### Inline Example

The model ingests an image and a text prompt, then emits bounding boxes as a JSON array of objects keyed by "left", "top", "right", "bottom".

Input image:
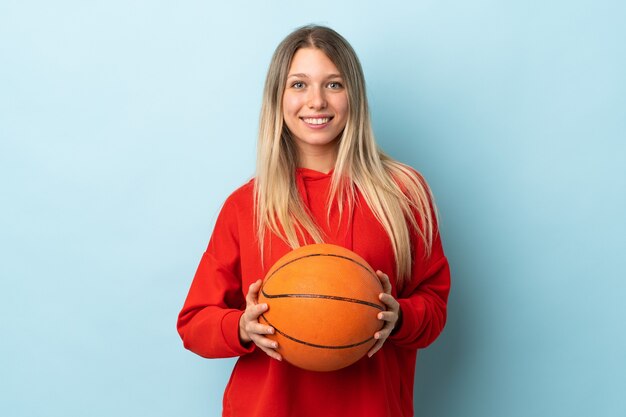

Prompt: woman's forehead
[{"left": 287, "top": 48, "right": 342, "bottom": 78}]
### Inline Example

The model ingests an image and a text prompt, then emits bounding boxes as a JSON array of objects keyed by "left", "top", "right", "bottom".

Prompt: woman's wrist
[
  {"left": 238, "top": 312, "right": 252, "bottom": 344},
  {"left": 390, "top": 305, "right": 403, "bottom": 336}
]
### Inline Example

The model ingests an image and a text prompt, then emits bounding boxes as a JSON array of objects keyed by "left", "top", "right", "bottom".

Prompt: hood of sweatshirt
[{"left": 294, "top": 167, "right": 354, "bottom": 250}]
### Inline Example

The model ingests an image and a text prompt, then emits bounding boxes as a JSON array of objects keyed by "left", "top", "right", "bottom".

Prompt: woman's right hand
[{"left": 238, "top": 279, "right": 282, "bottom": 361}]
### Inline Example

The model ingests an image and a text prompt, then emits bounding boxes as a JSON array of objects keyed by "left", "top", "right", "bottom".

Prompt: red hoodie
[{"left": 177, "top": 168, "right": 451, "bottom": 417}]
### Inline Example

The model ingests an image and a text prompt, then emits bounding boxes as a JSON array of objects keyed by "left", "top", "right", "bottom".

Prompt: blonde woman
[{"left": 178, "top": 25, "right": 451, "bottom": 417}]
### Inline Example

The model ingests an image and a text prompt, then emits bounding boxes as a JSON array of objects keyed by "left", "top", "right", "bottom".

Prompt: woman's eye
[
  {"left": 328, "top": 81, "right": 343, "bottom": 89},
  {"left": 292, "top": 81, "right": 305, "bottom": 89}
]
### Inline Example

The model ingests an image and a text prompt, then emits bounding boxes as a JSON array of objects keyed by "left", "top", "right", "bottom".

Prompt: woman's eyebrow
[
  {"left": 287, "top": 73, "right": 343, "bottom": 79},
  {"left": 287, "top": 73, "right": 309, "bottom": 79}
]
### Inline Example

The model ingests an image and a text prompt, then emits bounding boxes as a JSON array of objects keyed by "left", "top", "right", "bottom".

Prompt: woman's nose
[{"left": 307, "top": 86, "right": 327, "bottom": 110}]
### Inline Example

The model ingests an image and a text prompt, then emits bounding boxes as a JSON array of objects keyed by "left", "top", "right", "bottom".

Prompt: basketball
[{"left": 257, "top": 243, "right": 385, "bottom": 372}]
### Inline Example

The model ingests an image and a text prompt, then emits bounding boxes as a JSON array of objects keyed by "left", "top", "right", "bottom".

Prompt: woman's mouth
[{"left": 301, "top": 116, "right": 333, "bottom": 127}]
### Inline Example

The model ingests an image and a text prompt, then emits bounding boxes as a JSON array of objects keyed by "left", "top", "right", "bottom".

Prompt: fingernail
[
  {"left": 273, "top": 343, "right": 278, "bottom": 348},
  {"left": 378, "top": 313, "right": 383, "bottom": 320},
  {"left": 374, "top": 333, "right": 380, "bottom": 339}
]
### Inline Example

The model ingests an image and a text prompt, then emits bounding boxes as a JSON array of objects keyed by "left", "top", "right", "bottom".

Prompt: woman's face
[{"left": 282, "top": 47, "right": 349, "bottom": 155}]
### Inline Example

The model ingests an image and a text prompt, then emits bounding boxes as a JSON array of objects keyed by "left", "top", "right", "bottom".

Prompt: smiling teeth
[{"left": 303, "top": 117, "right": 330, "bottom": 125}]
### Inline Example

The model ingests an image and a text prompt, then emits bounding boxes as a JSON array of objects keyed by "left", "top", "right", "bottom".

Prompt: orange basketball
[{"left": 257, "top": 243, "right": 385, "bottom": 372}]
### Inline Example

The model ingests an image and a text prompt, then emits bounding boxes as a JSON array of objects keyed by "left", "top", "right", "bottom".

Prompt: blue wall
[{"left": 1, "top": 1, "right": 624, "bottom": 416}]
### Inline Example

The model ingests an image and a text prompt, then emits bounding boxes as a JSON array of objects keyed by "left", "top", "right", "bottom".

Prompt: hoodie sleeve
[
  {"left": 388, "top": 226, "right": 451, "bottom": 349},
  {"left": 176, "top": 194, "right": 255, "bottom": 358}
]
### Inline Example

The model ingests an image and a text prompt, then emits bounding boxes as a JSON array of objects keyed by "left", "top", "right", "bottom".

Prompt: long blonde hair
[{"left": 255, "top": 25, "right": 436, "bottom": 284}]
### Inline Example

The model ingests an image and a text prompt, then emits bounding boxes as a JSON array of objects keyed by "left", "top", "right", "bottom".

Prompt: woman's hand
[
  {"left": 368, "top": 270, "right": 401, "bottom": 357},
  {"left": 239, "top": 279, "right": 282, "bottom": 361}
]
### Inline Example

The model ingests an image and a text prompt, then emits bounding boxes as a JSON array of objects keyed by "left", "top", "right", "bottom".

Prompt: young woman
[{"left": 177, "top": 25, "right": 451, "bottom": 417}]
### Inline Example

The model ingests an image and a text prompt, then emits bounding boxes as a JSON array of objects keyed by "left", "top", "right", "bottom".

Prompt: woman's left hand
[{"left": 368, "top": 270, "right": 401, "bottom": 357}]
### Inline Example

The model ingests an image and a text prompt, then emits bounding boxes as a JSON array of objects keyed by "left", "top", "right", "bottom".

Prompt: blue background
[{"left": 1, "top": 1, "right": 625, "bottom": 416}]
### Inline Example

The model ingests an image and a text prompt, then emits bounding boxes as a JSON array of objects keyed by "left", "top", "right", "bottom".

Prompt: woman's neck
[{"left": 296, "top": 142, "right": 338, "bottom": 174}]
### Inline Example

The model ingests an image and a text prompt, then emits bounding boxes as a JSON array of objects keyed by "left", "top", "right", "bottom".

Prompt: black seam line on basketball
[
  {"left": 266, "top": 253, "right": 376, "bottom": 282},
  {"left": 260, "top": 292, "right": 384, "bottom": 311},
  {"left": 262, "top": 253, "right": 380, "bottom": 291},
  {"left": 260, "top": 314, "right": 375, "bottom": 350}
]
